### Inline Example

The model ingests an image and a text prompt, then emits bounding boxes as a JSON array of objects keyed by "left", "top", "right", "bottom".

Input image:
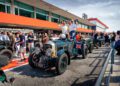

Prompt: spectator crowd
[{"left": 0, "top": 20, "right": 120, "bottom": 62}]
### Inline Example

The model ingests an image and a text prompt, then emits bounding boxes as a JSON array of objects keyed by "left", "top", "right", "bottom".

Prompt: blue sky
[{"left": 45, "top": 0, "right": 120, "bottom": 32}]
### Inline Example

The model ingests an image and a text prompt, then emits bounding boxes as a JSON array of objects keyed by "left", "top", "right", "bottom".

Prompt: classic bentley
[{"left": 29, "top": 37, "right": 89, "bottom": 75}]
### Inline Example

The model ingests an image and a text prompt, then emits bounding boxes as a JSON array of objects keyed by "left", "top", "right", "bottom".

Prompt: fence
[{"left": 95, "top": 48, "right": 115, "bottom": 86}]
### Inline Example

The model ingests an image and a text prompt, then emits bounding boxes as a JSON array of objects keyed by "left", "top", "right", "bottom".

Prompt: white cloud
[
  {"left": 45, "top": 0, "right": 120, "bottom": 32},
  {"left": 67, "top": 1, "right": 120, "bottom": 32}
]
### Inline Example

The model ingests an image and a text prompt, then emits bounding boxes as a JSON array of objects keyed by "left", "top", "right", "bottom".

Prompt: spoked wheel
[
  {"left": 0, "top": 49, "right": 13, "bottom": 66},
  {"left": 0, "top": 55, "right": 9, "bottom": 67},
  {"left": 56, "top": 53, "right": 68, "bottom": 75},
  {"left": 29, "top": 53, "right": 39, "bottom": 68}
]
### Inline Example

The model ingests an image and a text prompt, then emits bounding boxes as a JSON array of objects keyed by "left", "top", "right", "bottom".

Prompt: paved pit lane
[{"left": 2, "top": 47, "right": 110, "bottom": 86}]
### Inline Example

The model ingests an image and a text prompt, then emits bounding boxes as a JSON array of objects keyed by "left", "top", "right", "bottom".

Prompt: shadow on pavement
[
  {"left": 10, "top": 65, "right": 57, "bottom": 78},
  {"left": 71, "top": 78, "right": 96, "bottom": 86},
  {"left": 71, "top": 56, "right": 84, "bottom": 60},
  {"left": 110, "top": 76, "right": 120, "bottom": 83}
]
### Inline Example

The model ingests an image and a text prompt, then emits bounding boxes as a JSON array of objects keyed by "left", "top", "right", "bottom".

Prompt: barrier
[{"left": 95, "top": 49, "right": 115, "bottom": 86}]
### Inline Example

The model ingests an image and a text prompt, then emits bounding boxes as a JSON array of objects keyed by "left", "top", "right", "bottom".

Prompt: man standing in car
[{"left": 69, "top": 20, "right": 77, "bottom": 40}]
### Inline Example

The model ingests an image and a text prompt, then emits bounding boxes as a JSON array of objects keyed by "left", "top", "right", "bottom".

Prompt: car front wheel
[
  {"left": 56, "top": 53, "right": 68, "bottom": 75},
  {"left": 0, "top": 49, "right": 13, "bottom": 66},
  {"left": 82, "top": 45, "right": 88, "bottom": 59}
]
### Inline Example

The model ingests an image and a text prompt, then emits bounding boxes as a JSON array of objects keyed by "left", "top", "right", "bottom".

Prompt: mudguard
[
  {"left": 57, "top": 49, "right": 65, "bottom": 58},
  {"left": 0, "top": 46, "right": 5, "bottom": 51}
]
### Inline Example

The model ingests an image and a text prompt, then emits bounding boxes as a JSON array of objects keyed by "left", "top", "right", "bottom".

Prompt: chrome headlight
[
  {"left": 33, "top": 47, "right": 41, "bottom": 55},
  {"left": 46, "top": 48, "right": 52, "bottom": 56},
  {"left": 45, "top": 41, "right": 56, "bottom": 58}
]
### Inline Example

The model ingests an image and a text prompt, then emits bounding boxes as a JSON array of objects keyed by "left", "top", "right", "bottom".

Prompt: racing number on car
[{"left": 76, "top": 44, "right": 81, "bottom": 49}]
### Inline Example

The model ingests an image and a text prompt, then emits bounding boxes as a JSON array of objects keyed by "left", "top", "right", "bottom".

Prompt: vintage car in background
[
  {"left": 84, "top": 38, "right": 94, "bottom": 53},
  {"left": 0, "top": 41, "right": 13, "bottom": 66},
  {"left": 29, "top": 38, "right": 89, "bottom": 75}
]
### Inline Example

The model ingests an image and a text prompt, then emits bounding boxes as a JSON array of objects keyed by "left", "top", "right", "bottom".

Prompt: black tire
[
  {"left": 56, "top": 53, "right": 68, "bottom": 75},
  {"left": 28, "top": 54, "right": 37, "bottom": 68},
  {"left": 0, "top": 55, "right": 9, "bottom": 67},
  {"left": 0, "top": 49, "right": 13, "bottom": 61},
  {"left": 82, "top": 45, "right": 88, "bottom": 59},
  {"left": 35, "top": 42, "right": 40, "bottom": 47},
  {"left": 89, "top": 44, "right": 93, "bottom": 53}
]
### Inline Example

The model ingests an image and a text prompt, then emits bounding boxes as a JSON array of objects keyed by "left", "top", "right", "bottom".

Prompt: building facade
[
  {"left": 88, "top": 18, "right": 109, "bottom": 32},
  {"left": 0, "top": 0, "right": 95, "bottom": 33}
]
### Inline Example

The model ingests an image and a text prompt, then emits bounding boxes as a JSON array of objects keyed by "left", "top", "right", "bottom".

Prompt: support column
[
  {"left": 48, "top": 12, "right": 52, "bottom": 22},
  {"left": 11, "top": 0, "right": 15, "bottom": 14},
  {"left": 34, "top": 7, "right": 36, "bottom": 19}
]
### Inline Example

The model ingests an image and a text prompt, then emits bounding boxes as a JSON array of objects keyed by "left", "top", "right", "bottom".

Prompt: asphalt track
[{"left": 1, "top": 47, "right": 110, "bottom": 86}]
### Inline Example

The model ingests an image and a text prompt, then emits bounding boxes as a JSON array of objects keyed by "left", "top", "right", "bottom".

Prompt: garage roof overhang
[
  {"left": 0, "top": 12, "right": 93, "bottom": 33},
  {"left": 0, "top": 12, "right": 60, "bottom": 31}
]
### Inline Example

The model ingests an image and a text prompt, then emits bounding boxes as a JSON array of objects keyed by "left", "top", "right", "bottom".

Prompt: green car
[
  {"left": 84, "top": 38, "right": 94, "bottom": 53},
  {"left": 29, "top": 38, "right": 89, "bottom": 75}
]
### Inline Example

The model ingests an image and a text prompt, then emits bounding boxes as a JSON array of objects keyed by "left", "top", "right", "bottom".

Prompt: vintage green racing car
[{"left": 29, "top": 37, "right": 93, "bottom": 75}]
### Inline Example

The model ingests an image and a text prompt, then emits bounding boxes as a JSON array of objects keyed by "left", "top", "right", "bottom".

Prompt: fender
[
  {"left": 0, "top": 46, "right": 5, "bottom": 51},
  {"left": 57, "top": 49, "right": 71, "bottom": 65},
  {"left": 57, "top": 49, "right": 65, "bottom": 58}
]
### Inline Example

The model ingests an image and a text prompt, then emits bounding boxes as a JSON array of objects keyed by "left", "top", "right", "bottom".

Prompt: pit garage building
[{"left": 0, "top": 0, "right": 95, "bottom": 34}]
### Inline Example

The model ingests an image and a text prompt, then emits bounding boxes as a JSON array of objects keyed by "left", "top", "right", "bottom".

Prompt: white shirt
[
  {"left": 69, "top": 23, "right": 77, "bottom": 32},
  {"left": 61, "top": 24, "right": 68, "bottom": 34},
  {"left": 0, "top": 34, "right": 3, "bottom": 41},
  {"left": 2, "top": 35, "right": 10, "bottom": 41}
]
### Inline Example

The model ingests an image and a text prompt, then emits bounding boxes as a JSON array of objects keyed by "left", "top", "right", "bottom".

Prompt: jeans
[
  {"left": 70, "top": 31, "right": 76, "bottom": 39},
  {"left": 110, "top": 41, "right": 115, "bottom": 49}
]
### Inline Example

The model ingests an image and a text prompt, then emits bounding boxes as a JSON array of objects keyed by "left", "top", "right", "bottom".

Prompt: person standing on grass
[{"left": 19, "top": 32, "right": 26, "bottom": 61}]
